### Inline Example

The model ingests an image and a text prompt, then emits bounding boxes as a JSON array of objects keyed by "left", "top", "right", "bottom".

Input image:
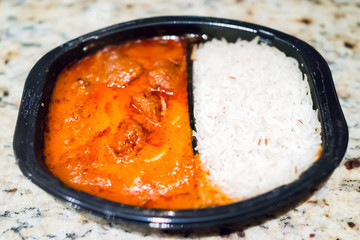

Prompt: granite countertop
[{"left": 1, "top": 0, "right": 359, "bottom": 239}]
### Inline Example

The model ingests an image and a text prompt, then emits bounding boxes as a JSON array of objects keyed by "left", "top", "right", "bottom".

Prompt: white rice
[{"left": 192, "top": 38, "right": 322, "bottom": 199}]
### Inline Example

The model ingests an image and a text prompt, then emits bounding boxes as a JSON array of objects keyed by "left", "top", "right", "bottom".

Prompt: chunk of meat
[
  {"left": 131, "top": 93, "right": 162, "bottom": 123},
  {"left": 148, "top": 61, "right": 180, "bottom": 93},
  {"left": 110, "top": 119, "right": 145, "bottom": 156},
  {"left": 105, "top": 54, "right": 143, "bottom": 88}
]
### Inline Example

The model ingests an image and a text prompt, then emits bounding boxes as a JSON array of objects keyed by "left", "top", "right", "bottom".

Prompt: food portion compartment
[
  {"left": 43, "top": 37, "right": 235, "bottom": 209},
  {"left": 191, "top": 37, "right": 322, "bottom": 200}
]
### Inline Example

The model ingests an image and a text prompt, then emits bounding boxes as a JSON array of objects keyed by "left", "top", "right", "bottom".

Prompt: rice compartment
[{"left": 192, "top": 38, "right": 322, "bottom": 199}]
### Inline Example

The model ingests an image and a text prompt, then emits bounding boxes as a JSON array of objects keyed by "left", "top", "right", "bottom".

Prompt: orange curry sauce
[{"left": 44, "top": 37, "right": 233, "bottom": 209}]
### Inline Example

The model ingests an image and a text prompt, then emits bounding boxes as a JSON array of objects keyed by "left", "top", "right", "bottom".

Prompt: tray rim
[{"left": 13, "top": 16, "right": 348, "bottom": 229}]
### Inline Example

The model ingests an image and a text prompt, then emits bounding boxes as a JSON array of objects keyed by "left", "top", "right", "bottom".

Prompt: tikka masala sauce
[{"left": 44, "top": 37, "right": 232, "bottom": 209}]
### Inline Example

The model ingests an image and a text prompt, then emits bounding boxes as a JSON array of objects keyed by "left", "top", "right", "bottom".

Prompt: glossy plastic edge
[{"left": 13, "top": 16, "right": 348, "bottom": 229}]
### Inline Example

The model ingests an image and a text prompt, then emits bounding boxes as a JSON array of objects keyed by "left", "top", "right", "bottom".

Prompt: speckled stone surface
[{"left": 1, "top": 0, "right": 359, "bottom": 239}]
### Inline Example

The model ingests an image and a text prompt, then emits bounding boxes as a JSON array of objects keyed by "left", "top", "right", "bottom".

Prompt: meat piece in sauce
[
  {"left": 105, "top": 53, "right": 143, "bottom": 88},
  {"left": 148, "top": 60, "right": 181, "bottom": 93},
  {"left": 111, "top": 119, "right": 145, "bottom": 156},
  {"left": 131, "top": 93, "right": 163, "bottom": 124}
]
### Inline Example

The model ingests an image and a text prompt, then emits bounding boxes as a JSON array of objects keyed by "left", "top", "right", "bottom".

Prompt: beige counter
[{"left": 0, "top": 0, "right": 359, "bottom": 239}]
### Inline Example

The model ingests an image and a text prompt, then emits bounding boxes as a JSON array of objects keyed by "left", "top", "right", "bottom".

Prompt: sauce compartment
[{"left": 43, "top": 37, "right": 233, "bottom": 209}]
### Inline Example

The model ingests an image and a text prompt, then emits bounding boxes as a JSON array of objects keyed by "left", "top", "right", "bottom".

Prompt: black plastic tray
[{"left": 13, "top": 16, "right": 348, "bottom": 229}]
